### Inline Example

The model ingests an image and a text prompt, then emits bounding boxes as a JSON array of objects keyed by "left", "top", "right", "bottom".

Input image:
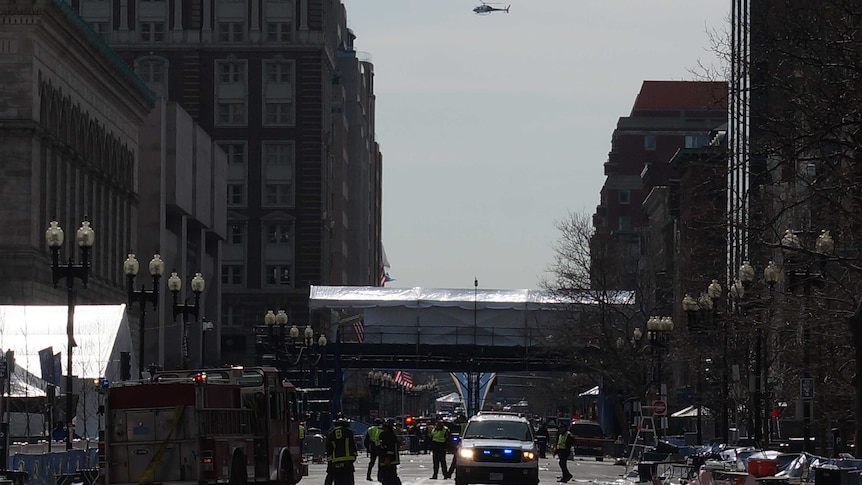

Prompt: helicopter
[{"left": 473, "top": 1, "right": 510, "bottom": 15}]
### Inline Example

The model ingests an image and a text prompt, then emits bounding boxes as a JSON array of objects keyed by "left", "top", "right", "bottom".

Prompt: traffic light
[{"left": 120, "top": 352, "right": 131, "bottom": 381}]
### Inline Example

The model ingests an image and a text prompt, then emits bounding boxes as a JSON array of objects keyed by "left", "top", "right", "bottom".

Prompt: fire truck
[{"left": 101, "top": 366, "right": 307, "bottom": 484}]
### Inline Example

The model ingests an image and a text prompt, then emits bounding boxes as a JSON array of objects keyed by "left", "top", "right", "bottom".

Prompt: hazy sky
[{"left": 342, "top": 0, "right": 730, "bottom": 291}]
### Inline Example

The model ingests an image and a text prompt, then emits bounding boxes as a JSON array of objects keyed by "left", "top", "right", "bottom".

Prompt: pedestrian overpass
[{"left": 309, "top": 285, "right": 615, "bottom": 373}]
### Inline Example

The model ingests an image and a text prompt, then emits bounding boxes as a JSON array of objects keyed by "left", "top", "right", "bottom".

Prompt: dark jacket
[{"left": 378, "top": 427, "right": 401, "bottom": 467}]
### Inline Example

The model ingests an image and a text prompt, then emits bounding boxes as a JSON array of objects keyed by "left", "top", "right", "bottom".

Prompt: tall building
[
  {"left": 0, "top": 1, "right": 226, "bottom": 373},
  {"left": 593, "top": 80, "right": 727, "bottom": 292},
  {"left": 70, "top": 0, "right": 384, "bottom": 366},
  {"left": 0, "top": 0, "right": 154, "bottom": 305}
]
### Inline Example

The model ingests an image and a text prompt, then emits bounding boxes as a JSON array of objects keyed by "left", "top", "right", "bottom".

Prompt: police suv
[{"left": 454, "top": 412, "right": 539, "bottom": 485}]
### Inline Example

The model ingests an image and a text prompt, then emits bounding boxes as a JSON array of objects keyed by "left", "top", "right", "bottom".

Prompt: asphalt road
[{"left": 303, "top": 452, "right": 631, "bottom": 484}]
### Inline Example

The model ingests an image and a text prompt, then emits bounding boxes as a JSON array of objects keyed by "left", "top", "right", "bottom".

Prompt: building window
[
  {"left": 90, "top": 22, "right": 109, "bottom": 38},
  {"left": 265, "top": 22, "right": 292, "bottom": 42},
  {"left": 227, "top": 222, "right": 245, "bottom": 244},
  {"left": 217, "top": 102, "right": 246, "bottom": 125},
  {"left": 264, "top": 102, "right": 293, "bottom": 125},
  {"left": 266, "top": 223, "right": 293, "bottom": 244},
  {"left": 140, "top": 22, "right": 165, "bottom": 42},
  {"left": 136, "top": 58, "right": 165, "bottom": 84},
  {"left": 218, "top": 142, "right": 245, "bottom": 165},
  {"left": 218, "top": 22, "right": 245, "bottom": 42},
  {"left": 644, "top": 134, "right": 656, "bottom": 151},
  {"left": 264, "top": 61, "right": 293, "bottom": 84},
  {"left": 219, "top": 62, "right": 244, "bottom": 83},
  {"left": 685, "top": 134, "right": 709, "bottom": 148},
  {"left": 222, "top": 265, "right": 244, "bottom": 286},
  {"left": 222, "top": 305, "right": 239, "bottom": 327},
  {"left": 227, "top": 183, "right": 245, "bottom": 206},
  {"left": 264, "top": 143, "right": 293, "bottom": 166},
  {"left": 618, "top": 216, "right": 631, "bottom": 232},
  {"left": 618, "top": 189, "right": 631, "bottom": 205},
  {"left": 264, "top": 183, "right": 293, "bottom": 206},
  {"left": 266, "top": 265, "right": 292, "bottom": 285}
]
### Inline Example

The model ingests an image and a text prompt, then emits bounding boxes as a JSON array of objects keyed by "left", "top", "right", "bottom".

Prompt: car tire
[{"left": 455, "top": 477, "right": 468, "bottom": 485}]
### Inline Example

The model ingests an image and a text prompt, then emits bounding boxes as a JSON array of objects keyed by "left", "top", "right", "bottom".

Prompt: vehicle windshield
[{"left": 464, "top": 421, "right": 533, "bottom": 441}]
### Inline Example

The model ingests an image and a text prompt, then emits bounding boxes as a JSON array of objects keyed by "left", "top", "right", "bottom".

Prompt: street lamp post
[
  {"left": 782, "top": 229, "right": 833, "bottom": 454},
  {"left": 762, "top": 261, "right": 780, "bottom": 444},
  {"left": 707, "top": 279, "right": 727, "bottom": 442},
  {"left": 647, "top": 315, "right": 673, "bottom": 435},
  {"left": 123, "top": 253, "right": 165, "bottom": 380},
  {"left": 167, "top": 271, "right": 205, "bottom": 370},
  {"left": 45, "top": 219, "right": 95, "bottom": 450},
  {"left": 262, "top": 310, "right": 327, "bottom": 387},
  {"left": 682, "top": 294, "right": 704, "bottom": 445}
]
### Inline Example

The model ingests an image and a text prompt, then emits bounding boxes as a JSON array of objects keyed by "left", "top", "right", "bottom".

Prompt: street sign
[{"left": 653, "top": 400, "right": 667, "bottom": 416}]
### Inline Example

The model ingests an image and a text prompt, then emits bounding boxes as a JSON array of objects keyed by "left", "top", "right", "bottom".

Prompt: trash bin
[{"left": 815, "top": 466, "right": 855, "bottom": 485}]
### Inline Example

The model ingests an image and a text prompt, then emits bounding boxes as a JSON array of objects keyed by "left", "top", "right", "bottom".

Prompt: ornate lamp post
[
  {"left": 167, "top": 271, "right": 205, "bottom": 369},
  {"left": 707, "top": 279, "right": 728, "bottom": 442},
  {"left": 262, "top": 310, "right": 327, "bottom": 387},
  {"left": 45, "top": 219, "right": 95, "bottom": 450},
  {"left": 123, "top": 253, "right": 165, "bottom": 379},
  {"left": 682, "top": 294, "right": 704, "bottom": 444}
]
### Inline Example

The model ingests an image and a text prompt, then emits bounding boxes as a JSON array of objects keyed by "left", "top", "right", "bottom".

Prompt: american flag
[
  {"left": 353, "top": 319, "right": 365, "bottom": 343},
  {"left": 393, "top": 371, "right": 413, "bottom": 388}
]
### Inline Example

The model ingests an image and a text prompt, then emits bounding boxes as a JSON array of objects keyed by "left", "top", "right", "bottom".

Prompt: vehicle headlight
[
  {"left": 459, "top": 448, "right": 475, "bottom": 460},
  {"left": 522, "top": 450, "right": 536, "bottom": 460}
]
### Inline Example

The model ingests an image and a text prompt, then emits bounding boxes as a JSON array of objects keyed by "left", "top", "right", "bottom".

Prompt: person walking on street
[
  {"left": 326, "top": 414, "right": 358, "bottom": 485},
  {"left": 430, "top": 419, "right": 451, "bottom": 479},
  {"left": 377, "top": 420, "right": 403, "bottom": 485},
  {"left": 553, "top": 421, "right": 576, "bottom": 483},
  {"left": 536, "top": 422, "right": 550, "bottom": 459},
  {"left": 365, "top": 418, "right": 383, "bottom": 481}
]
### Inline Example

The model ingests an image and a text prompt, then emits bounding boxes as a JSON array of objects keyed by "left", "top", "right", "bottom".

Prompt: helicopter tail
[{"left": 505, "top": 5, "right": 511, "bottom": 12}]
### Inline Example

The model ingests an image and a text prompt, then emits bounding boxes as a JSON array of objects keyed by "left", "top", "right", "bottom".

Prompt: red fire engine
[{"left": 101, "top": 366, "right": 307, "bottom": 484}]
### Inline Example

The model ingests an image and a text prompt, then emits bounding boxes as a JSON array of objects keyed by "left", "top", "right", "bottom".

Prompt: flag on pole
[
  {"left": 379, "top": 243, "right": 394, "bottom": 286},
  {"left": 394, "top": 371, "right": 413, "bottom": 388}
]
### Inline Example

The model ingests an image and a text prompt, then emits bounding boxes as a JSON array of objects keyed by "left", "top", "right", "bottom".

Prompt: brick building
[{"left": 69, "top": 0, "right": 383, "bottom": 366}]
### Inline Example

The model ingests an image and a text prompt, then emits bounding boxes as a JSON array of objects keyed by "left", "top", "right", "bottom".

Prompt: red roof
[{"left": 631, "top": 80, "right": 727, "bottom": 112}]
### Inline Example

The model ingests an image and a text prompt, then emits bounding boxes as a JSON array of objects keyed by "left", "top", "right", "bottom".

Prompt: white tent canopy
[
  {"left": 0, "top": 305, "right": 135, "bottom": 438},
  {"left": 579, "top": 385, "right": 600, "bottom": 397},
  {"left": 670, "top": 405, "right": 711, "bottom": 418},
  {"left": 309, "top": 286, "right": 634, "bottom": 346}
]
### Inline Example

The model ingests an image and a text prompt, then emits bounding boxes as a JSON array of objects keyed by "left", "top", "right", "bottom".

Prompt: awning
[
  {"left": 671, "top": 405, "right": 711, "bottom": 418},
  {"left": 578, "top": 385, "right": 599, "bottom": 397}
]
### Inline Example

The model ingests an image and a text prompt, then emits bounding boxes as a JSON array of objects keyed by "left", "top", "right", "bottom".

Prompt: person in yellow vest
[
  {"left": 553, "top": 421, "right": 576, "bottom": 483},
  {"left": 364, "top": 418, "right": 383, "bottom": 481},
  {"left": 377, "top": 420, "right": 403, "bottom": 485},
  {"left": 430, "top": 419, "right": 451, "bottom": 479},
  {"left": 326, "top": 414, "right": 358, "bottom": 485}
]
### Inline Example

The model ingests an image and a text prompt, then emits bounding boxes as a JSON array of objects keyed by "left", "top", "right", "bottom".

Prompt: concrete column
[
  {"left": 202, "top": 0, "right": 212, "bottom": 42},
  {"left": 172, "top": 0, "right": 183, "bottom": 41},
  {"left": 299, "top": 0, "right": 308, "bottom": 30}
]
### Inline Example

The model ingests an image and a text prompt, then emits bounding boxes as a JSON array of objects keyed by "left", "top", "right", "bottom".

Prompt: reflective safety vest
[
  {"left": 299, "top": 424, "right": 306, "bottom": 440},
  {"left": 366, "top": 425, "right": 381, "bottom": 446},
  {"left": 328, "top": 427, "right": 357, "bottom": 463},
  {"left": 431, "top": 427, "right": 448, "bottom": 443},
  {"left": 557, "top": 430, "right": 573, "bottom": 450}
]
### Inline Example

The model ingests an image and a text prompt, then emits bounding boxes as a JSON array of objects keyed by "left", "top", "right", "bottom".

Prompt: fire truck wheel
[
  {"left": 279, "top": 453, "right": 295, "bottom": 484},
  {"left": 230, "top": 450, "right": 248, "bottom": 485}
]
